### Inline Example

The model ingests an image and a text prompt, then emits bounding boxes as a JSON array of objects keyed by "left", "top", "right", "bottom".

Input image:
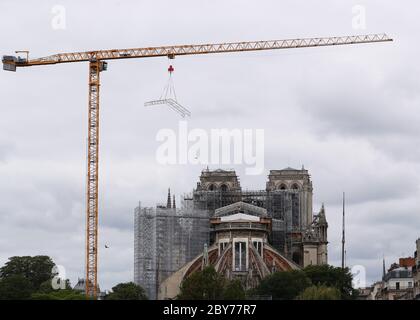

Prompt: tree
[
  {"left": 178, "top": 267, "right": 247, "bottom": 300},
  {"left": 0, "top": 256, "right": 55, "bottom": 291},
  {"left": 0, "top": 275, "right": 34, "bottom": 300},
  {"left": 32, "top": 279, "right": 87, "bottom": 300},
  {"left": 252, "top": 270, "right": 311, "bottom": 300},
  {"left": 0, "top": 255, "right": 84, "bottom": 300},
  {"left": 31, "top": 289, "right": 88, "bottom": 300},
  {"left": 178, "top": 266, "right": 226, "bottom": 300},
  {"left": 222, "top": 279, "right": 246, "bottom": 300},
  {"left": 303, "top": 265, "right": 357, "bottom": 299},
  {"left": 297, "top": 285, "right": 341, "bottom": 300},
  {"left": 105, "top": 282, "right": 148, "bottom": 300},
  {"left": 37, "top": 278, "right": 72, "bottom": 294}
]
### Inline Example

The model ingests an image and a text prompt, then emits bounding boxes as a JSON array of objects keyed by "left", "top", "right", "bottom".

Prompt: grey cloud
[
  {"left": 0, "top": 142, "right": 14, "bottom": 162},
  {"left": 1, "top": 0, "right": 420, "bottom": 290}
]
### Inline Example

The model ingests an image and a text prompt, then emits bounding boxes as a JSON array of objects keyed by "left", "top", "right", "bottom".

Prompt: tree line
[
  {"left": 0, "top": 255, "right": 358, "bottom": 300},
  {"left": 0, "top": 255, "right": 147, "bottom": 300},
  {"left": 178, "top": 265, "right": 359, "bottom": 300}
]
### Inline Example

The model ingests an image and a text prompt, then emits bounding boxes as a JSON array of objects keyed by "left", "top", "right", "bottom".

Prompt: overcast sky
[{"left": 1, "top": 0, "right": 419, "bottom": 291}]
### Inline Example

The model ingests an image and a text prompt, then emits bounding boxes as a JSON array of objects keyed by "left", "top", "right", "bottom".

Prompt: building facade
[
  {"left": 412, "top": 239, "right": 420, "bottom": 300},
  {"left": 366, "top": 256, "right": 416, "bottom": 300},
  {"left": 381, "top": 264, "right": 414, "bottom": 300},
  {"left": 134, "top": 167, "right": 328, "bottom": 299},
  {"left": 193, "top": 167, "right": 328, "bottom": 266},
  {"left": 158, "top": 204, "right": 300, "bottom": 299}
]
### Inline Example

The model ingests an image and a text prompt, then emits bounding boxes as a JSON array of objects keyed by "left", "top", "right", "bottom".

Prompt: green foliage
[
  {"left": 0, "top": 256, "right": 55, "bottom": 291},
  {"left": 177, "top": 266, "right": 246, "bottom": 300},
  {"left": 0, "top": 255, "right": 84, "bottom": 300},
  {"left": 31, "top": 289, "right": 88, "bottom": 300},
  {"left": 222, "top": 279, "right": 246, "bottom": 300},
  {"left": 38, "top": 278, "right": 72, "bottom": 293},
  {"left": 297, "top": 285, "right": 341, "bottom": 300},
  {"left": 32, "top": 279, "right": 81, "bottom": 299},
  {"left": 105, "top": 282, "right": 148, "bottom": 300},
  {"left": 178, "top": 266, "right": 226, "bottom": 300},
  {"left": 253, "top": 270, "right": 311, "bottom": 300},
  {"left": 0, "top": 275, "right": 34, "bottom": 300},
  {"left": 303, "top": 265, "right": 357, "bottom": 299},
  {"left": 38, "top": 280, "right": 54, "bottom": 294}
]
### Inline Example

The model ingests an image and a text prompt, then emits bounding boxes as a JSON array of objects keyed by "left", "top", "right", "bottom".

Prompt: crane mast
[
  {"left": 86, "top": 60, "right": 102, "bottom": 297},
  {"left": 2, "top": 33, "right": 392, "bottom": 298}
]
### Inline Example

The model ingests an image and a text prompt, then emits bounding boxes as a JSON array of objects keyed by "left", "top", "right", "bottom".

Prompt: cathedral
[{"left": 134, "top": 167, "right": 328, "bottom": 299}]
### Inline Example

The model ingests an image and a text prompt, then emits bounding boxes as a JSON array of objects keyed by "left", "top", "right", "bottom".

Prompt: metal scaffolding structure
[
  {"left": 134, "top": 198, "right": 209, "bottom": 299},
  {"left": 134, "top": 168, "right": 333, "bottom": 298},
  {"left": 134, "top": 205, "right": 156, "bottom": 299},
  {"left": 191, "top": 189, "right": 302, "bottom": 260}
]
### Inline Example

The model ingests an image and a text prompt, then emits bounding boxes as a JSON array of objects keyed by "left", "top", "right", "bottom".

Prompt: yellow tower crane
[{"left": 2, "top": 33, "right": 392, "bottom": 298}]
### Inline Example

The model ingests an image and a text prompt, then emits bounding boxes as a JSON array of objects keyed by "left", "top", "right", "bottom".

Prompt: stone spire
[
  {"left": 172, "top": 194, "right": 176, "bottom": 209},
  {"left": 166, "top": 188, "right": 171, "bottom": 209},
  {"left": 318, "top": 203, "right": 327, "bottom": 224},
  {"left": 316, "top": 203, "right": 328, "bottom": 244}
]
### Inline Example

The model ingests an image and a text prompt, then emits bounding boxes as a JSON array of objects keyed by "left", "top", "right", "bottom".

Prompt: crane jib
[{"left": 3, "top": 34, "right": 392, "bottom": 70}]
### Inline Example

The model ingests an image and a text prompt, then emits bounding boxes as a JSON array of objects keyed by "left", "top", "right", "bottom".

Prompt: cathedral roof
[
  {"left": 219, "top": 213, "right": 261, "bottom": 222},
  {"left": 282, "top": 166, "right": 299, "bottom": 171},
  {"left": 214, "top": 201, "right": 267, "bottom": 217}
]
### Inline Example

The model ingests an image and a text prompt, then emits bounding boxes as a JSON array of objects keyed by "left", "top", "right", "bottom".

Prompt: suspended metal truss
[
  {"left": 145, "top": 64, "right": 191, "bottom": 117},
  {"left": 144, "top": 98, "right": 191, "bottom": 118}
]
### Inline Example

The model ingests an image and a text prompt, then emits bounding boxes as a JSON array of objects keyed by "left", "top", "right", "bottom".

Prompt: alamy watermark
[
  {"left": 352, "top": 5, "right": 367, "bottom": 30},
  {"left": 351, "top": 265, "right": 367, "bottom": 289},
  {"left": 51, "top": 264, "right": 67, "bottom": 290},
  {"left": 156, "top": 121, "right": 265, "bottom": 175},
  {"left": 51, "top": 5, "right": 66, "bottom": 30}
]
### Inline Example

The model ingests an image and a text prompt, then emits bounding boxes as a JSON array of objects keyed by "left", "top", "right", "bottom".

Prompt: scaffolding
[
  {"left": 134, "top": 198, "right": 209, "bottom": 299},
  {"left": 135, "top": 184, "right": 312, "bottom": 298},
  {"left": 192, "top": 189, "right": 301, "bottom": 258},
  {"left": 134, "top": 204, "right": 156, "bottom": 299}
]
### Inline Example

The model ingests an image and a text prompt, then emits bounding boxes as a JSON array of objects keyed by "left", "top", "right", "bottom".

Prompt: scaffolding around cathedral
[
  {"left": 135, "top": 167, "right": 328, "bottom": 299},
  {"left": 192, "top": 189, "right": 301, "bottom": 249},
  {"left": 134, "top": 196, "right": 209, "bottom": 299}
]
